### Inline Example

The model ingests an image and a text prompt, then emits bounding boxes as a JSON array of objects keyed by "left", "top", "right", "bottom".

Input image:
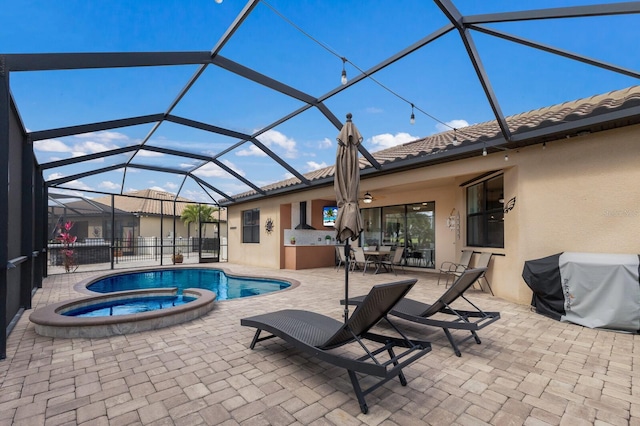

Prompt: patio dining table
[{"left": 362, "top": 250, "right": 392, "bottom": 274}]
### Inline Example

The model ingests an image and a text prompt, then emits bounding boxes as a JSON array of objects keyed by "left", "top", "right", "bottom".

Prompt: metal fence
[{"left": 47, "top": 236, "right": 226, "bottom": 273}]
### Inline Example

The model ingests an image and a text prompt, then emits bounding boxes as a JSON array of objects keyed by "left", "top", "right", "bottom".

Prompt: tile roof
[
  {"left": 94, "top": 189, "right": 197, "bottom": 217},
  {"left": 232, "top": 85, "right": 640, "bottom": 201}
]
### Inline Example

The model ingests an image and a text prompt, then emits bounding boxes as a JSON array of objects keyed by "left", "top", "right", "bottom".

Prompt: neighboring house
[
  {"left": 223, "top": 86, "right": 640, "bottom": 305},
  {"left": 46, "top": 189, "right": 227, "bottom": 266},
  {"left": 50, "top": 188, "right": 226, "bottom": 252},
  {"left": 48, "top": 194, "right": 133, "bottom": 242},
  {"left": 92, "top": 189, "right": 227, "bottom": 241}
]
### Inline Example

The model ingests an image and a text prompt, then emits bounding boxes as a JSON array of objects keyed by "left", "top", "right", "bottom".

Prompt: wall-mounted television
[{"left": 322, "top": 206, "right": 338, "bottom": 227}]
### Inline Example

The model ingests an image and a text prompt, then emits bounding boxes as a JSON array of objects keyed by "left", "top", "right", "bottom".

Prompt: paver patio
[{"left": 1, "top": 264, "right": 638, "bottom": 425}]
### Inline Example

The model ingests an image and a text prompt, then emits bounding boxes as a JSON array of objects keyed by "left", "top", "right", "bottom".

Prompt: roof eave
[{"left": 221, "top": 105, "right": 640, "bottom": 207}]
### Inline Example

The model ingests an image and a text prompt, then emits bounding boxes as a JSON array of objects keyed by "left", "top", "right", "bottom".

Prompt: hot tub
[{"left": 29, "top": 287, "right": 216, "bottom": 338}]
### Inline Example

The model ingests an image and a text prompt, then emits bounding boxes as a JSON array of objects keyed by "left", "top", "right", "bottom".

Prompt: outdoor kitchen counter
[{"left": 283, "top": 244, "right": 337, "bottom": 270}]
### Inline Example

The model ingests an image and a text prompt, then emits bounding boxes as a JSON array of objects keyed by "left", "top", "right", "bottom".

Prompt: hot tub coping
[{"left": 29, "top": 287, "right": 216, "bottom": 338}]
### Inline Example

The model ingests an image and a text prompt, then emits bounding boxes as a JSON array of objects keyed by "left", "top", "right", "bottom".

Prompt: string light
[
  {"left": 504, "top": 153, "right": 509, "bottom": 161},
  {"left": 452, "top": 129, "right": 460, "bottom": 145},
  {"left": 482, "top": 144, "right": 487, "bottom": 156},
  {"left": 340, "top": 58, "right": 347, "bottom": 85},
  {"left": 410, "top": 104, "right": 415, "bottom": 125},
  {"left": 262, "top": 1, "right": 493, "bottom": 148},
  {"left": 542, "top": 142, "right": 546, "bottom": 150}
]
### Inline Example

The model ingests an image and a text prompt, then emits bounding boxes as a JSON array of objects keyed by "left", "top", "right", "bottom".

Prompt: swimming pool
[{"left": 86, "top": 268, "right": 292, "bottom": 300}]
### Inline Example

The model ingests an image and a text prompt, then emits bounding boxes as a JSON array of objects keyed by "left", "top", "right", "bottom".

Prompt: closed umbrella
[{"left": 334, "top": 113, "right": 364, "bottom": 322}]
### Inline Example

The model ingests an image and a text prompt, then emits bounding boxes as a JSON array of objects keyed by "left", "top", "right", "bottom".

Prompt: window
[
  {"left": 242, "top": 209, "right": 260, "bottom": 243},
  {"left": 467, "top": 174, "right": 504, "bottom": 248}
]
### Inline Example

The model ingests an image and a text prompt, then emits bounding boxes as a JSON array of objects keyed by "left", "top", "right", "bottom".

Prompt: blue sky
[{"left": 3, "top": 0, "right": 639, "bottom": 203}]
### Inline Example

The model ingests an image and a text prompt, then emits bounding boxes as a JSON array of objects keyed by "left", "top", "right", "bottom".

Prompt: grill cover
[{"left": 523, "top": 252, "right": 640, "bottom": 332}]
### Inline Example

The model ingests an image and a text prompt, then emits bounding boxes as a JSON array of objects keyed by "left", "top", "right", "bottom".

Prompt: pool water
[
  {"left": 87, "top": 269, "right": 291, "bottom": 301},
  {"left": 63, "top": 295, "right": 196, "bottom": 317}
]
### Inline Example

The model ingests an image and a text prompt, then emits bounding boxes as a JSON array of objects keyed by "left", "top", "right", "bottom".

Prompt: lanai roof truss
[{"left": 2, "top": 1, "right": 639, "bottom": 205}]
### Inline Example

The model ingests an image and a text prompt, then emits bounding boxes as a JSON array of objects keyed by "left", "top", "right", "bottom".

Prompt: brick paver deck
[{"left": 1, "top": 264, "right": 638, "bottom": 425}]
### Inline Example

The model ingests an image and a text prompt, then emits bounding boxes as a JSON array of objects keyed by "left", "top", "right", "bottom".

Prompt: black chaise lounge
[
  {"left": 241, "top": 279, "right": 432, "bottom": 414},
  {"left": 344, "top": 268, "right": 500, "bottom": 357}
]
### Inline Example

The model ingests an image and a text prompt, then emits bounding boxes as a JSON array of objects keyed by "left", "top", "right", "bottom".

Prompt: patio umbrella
[{"left": 334, "top": 113, "right": 364, "bottom": 322}]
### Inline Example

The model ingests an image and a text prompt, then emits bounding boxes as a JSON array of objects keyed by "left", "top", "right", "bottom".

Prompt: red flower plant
[{"left": 57, "top": 221, "right": 77, "bottom": 272}]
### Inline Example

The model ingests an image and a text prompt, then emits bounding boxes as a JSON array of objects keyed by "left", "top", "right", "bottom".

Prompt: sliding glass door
[{"left": 360, "top": 201, "right": 435, "bottom": 269}]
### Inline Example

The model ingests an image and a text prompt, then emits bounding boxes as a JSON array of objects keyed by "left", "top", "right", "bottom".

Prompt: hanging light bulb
[
  {"left": 542, "top": 142, "right": 546, "bottom": 150},
  {"left": 482, "top": 146, "right": 487, "bottom": 156},
  {"left": 452, "top": 129, "right": 460, "bottom": 145},
  {"left": 504, "top": 153, "right": 509, "bottom": 161},
  {"left": 410, "top": 104, "right": 415, "bottom": 125},
  {"left": 340, "top": 58, "right": 347, "bottom": 85}
]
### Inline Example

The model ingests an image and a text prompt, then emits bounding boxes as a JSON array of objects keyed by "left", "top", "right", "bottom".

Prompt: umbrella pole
[{"left": 344, "top": 241, "right": 350, "bottom": 323}]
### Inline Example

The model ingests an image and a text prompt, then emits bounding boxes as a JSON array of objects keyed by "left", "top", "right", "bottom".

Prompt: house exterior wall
[
  {"left": 227, "top": 124, "right": 640, "bottom": 305},
  {"left": 139, "top": 216, "right": 189, "bottom": 240},
  {"left": 229, "top": 203, "right": 284, "bottom": 269}
]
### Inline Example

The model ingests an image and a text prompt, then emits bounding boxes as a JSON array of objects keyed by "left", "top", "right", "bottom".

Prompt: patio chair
[
  {"left": 352, "top": 247, "right": 376, "bottom": 274},
  {"left": 473, "top": 252, "right": 494, "bottom": 295},
  {"left": 335, "top": 245, "right": 349, "bottom": 271},
  {"left": 378, "top": 245, "right": 392, "bottom": 254},
  {"left": 379, "top": 248, "right": 405, "bottom": 275},
  {"left": 241, "top": 279, "right": 431, "bottom": 414},
  {"left": 438, "top": 249, "right": 473, "bottom": 287},
  {"left": 344, "top": 268, "right": 500, "bottom": 357}
]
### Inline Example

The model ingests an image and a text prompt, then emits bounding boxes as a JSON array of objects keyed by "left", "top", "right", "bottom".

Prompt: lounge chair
[
  {"left": 344, "top": 268, "right": 500, "bottom": 357},
  {"left": 241, "top": 279, "right": 431, "bottom": 414},
  {"left": 438, "top": 249, "right": 473, "bottom": 287}
]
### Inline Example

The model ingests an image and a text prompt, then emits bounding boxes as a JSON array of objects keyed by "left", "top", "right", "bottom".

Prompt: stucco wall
[
  {"left": 140, "top": 217, "right": 189, "bottom": 239},
  {"left": 509, "top": 126, "right": 640, "bottom": 302},
  {"left": 228, "top": 203, "right": 284, "bottom": 268},
  {"left": 226, "top": 124, "right": 640, "bottom": 305}
]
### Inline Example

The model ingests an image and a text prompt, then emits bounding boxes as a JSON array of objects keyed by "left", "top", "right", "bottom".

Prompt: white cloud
[
  {"left": 368, "top": 132, "right": 419, "bottom": 151},
  {"left": 64, "top": 179, "right": 93, "bottom": 191},
  {"left": 318, "top": 137, "right": 332, "bottom": 149},
  {"left": 165, "top": 182, "right": 178, "bottom": 190},
  {"left": 47, "top": 172, "right": 65, "bottom": 180},
  {"left": 149, "top": 185, "right": 166, "bottom": 192},
  {"left": 136, "top": 150, "right": 164, "bottom": 157},
  {"left": 365, "top": 107, "right": 384, "bottom": 114},
  {"left": 236, "top": 144, "right": 267, "bottom": 157},
  {"left": 435, "top": 119, "right": 470, "bottom": 133},
  {"left": 78, "top": 140, "right": 117, "bottom": 154},
  {"left": 252, "top": 129, "right": 298, "bottom": 158},
  {"left": 306, "top": 161, "right": 327, "bottom": 172},
  {"left": 75, "top": 131, "right": 128, "bottom": 143},
  {"left": 35, "top": 139, "right": 73, "bottom": 152},
  {"left": 99, "top": 181, "right": 120, "bottom": 190},
  {"left": 35, "top": 131, "right": 125, "bottom": 156},
  {"left": 193, "top": 160, "right": 245, "bottom": 178},
  {"left": 182, "top": 189, "right": 216, "bottom": 203}
]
